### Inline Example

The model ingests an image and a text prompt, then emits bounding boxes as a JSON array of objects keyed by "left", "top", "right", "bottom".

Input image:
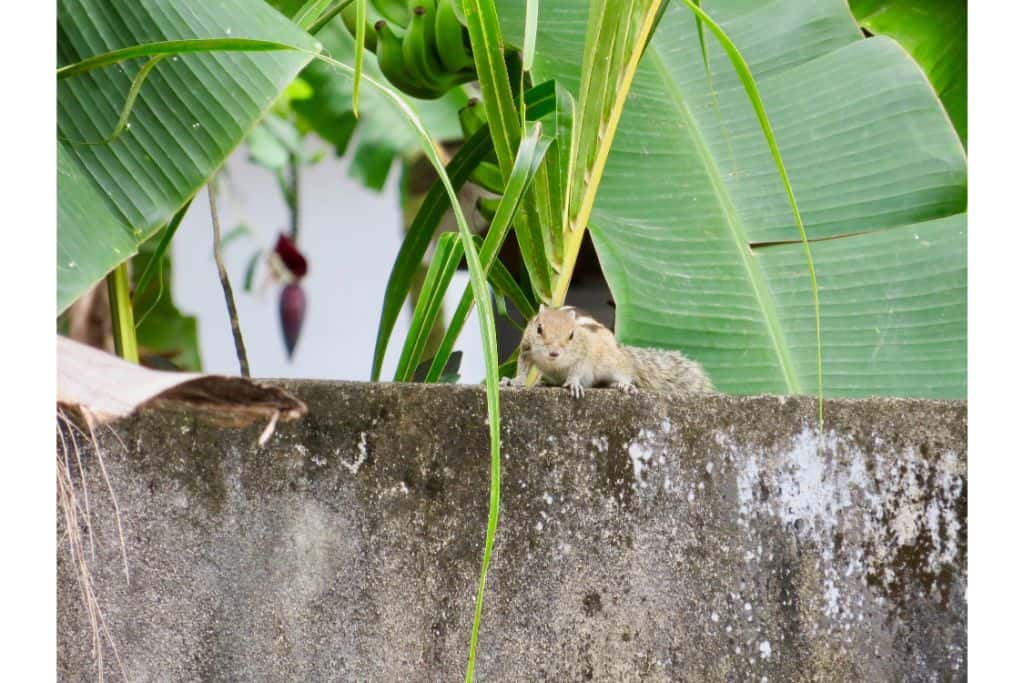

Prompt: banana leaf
[
  {"left": 57, "top": 0, "right": 318, "bottom": 314},
  {"left": 849, "top": 0, "right": 966, "bottom": 148},
  {"left": 498, "top": 0, "right": 966, "bottom": 398}
]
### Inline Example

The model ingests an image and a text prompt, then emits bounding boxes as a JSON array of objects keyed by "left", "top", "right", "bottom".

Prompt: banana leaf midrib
[{"left": 642, "top": 45, "right": 803, "bottom": 394}]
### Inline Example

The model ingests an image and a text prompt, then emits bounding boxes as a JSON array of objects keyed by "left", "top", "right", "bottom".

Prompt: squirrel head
[{"left": 523, "top": 305, "right": 582, "bottom": 369}]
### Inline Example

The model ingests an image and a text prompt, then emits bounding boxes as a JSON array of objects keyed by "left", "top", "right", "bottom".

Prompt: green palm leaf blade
[
  {"left": 57, "top": 0, "right": 319, "bottom": 314},
  {"left": 499, "top": 0, "right": 966, "bottom": 398}
]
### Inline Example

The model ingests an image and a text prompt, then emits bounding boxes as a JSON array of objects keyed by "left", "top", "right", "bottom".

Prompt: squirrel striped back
[{"left": 621, "top": 346, "right": 714, "bottom": 394}]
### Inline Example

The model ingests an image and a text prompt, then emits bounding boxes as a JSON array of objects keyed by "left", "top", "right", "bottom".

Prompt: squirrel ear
[
  {"left": 567, "top": 308, "right": 577, "bottom": 320},
  {"left": 539, "top": 303, "right": 548, "bottom": 312}
]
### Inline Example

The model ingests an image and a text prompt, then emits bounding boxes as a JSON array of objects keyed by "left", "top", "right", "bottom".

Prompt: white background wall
[{"left": 172, "top": 144, "right": 484, "bottom": 383}]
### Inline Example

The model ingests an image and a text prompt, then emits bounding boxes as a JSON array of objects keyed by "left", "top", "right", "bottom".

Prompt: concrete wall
[{"left": 58, "top": 382, "right": 966, "bottom": 681}]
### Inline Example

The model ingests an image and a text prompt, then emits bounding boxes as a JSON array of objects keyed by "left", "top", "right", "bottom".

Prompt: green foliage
[
  {"left": 132, "top": 233, "right": 203, "bottom": 372},
  {"left": 461, "top": 0, "right": 554, "bottom": 300},
  {"left": 849, "top": 0, "right": 966, "bottom": 148},
  {"left": 680, "top": 0, "right": 823, "bottom": 424},
  {"left": 410, "top": 126, "right": 550, "bottom": 384},
  {"left": 292, "top": 18, "right": 467, "bottom": 190},
  {"left": 57, "top": 2, "right": 969, "bottom": 680},
  {"left": 369, "top": 81, "right": 557, "bottom": 381},
  {"left": 495, "top": 0, "right": 965, "bottom": 399},
  {"left": 57, "top": 0, "right": 318, "bottom": 314}
]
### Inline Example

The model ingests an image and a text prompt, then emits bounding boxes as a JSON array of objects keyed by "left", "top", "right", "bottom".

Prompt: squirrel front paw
[
  {"left": 500, "top": 376, "right": 524, "bottom": 387},
  {"left": 564, "top": 380, "right": 585, "bottom": 399},
  {"left": 613, "top": 380, "right": 638, "bottom": 395}
]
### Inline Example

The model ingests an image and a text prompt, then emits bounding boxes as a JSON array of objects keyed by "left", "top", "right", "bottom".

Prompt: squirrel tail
[{"left": 622, "top": 346, "right": 714, "bottom": 394}]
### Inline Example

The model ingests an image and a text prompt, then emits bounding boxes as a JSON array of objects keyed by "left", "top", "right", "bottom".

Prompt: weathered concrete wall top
[{"left": 58, "top": 382, "right": 966, "bottom": 681}]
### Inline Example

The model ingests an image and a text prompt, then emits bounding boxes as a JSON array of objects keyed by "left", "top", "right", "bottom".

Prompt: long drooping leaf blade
[
  {"left": 295, "top": 17, "right": 467, "bottom": 191},
  {"left": 424, "top": 127, "right": 551, "bottom": 382},
  {"left": 369, "top": 81, "right": 557, "bottom": 381},
  {"left": 57, "top": 38, "right": 307, "bottom": 80},
  {"left": 352, "top": 0, "right": 366, "bottom": 116},
  {"left": 301, "top": 52, "right": 509, "bottom": 682},
  {"left": 61, "top": 27, "right": 559, "bottom": 676}
]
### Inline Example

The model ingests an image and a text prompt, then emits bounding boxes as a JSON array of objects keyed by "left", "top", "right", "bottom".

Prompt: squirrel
[{"left": 501, "top": 304, "right": 714, "bottom": 399}]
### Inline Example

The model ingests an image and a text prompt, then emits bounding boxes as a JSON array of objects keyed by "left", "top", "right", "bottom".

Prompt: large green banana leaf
[
  {"left": 57, "top": 0, "right": 318, "bottom": 314},
  {"left": 499, "top": 0, "right": 966, "bottom": 398},
  {"left": 849, "top": 0, "right": 966, "bottom": 148}
]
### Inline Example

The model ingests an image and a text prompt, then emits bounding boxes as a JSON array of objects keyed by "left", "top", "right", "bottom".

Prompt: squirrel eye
[
  {"left": 537, "top": 324, "right": 543, "bottom": 335},
  {"left": 569, "top": 331, "right": 574, "bottom": 340}
]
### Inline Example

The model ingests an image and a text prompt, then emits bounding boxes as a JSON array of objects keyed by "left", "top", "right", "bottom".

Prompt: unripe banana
[
  {"left": 402, "top": 2, "right": 447, "bottom": 92},
  {"left": 374, "top": 20, "right": 437, "bottom": 99},
  {"left": 341, "top": 3, "right": 377, "bottom": 53},
  {"left": 458, "top": 98, "right": 487, "bottom": 138},
  {"left": 372, "top": 0, "right": 410, "bottom": 27},
  {"left": 434, "top": 0, "right": 474, "bottom": 73}
]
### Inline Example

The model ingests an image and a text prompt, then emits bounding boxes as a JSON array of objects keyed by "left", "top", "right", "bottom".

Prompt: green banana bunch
[
  {"left": 345, "top": 0, "right": 476, "bottom": 100},
  {"left": 341, "top": 4, "right": 377, "bottom": 52},
  {"left": 457, "top": 97, "right": 486, "bottom": 137},
  {"left": 434, "top": 0, "right": 474, "bottom": 72},
  {"left": 403, "top": 3, "right": 446, "bottom": 90},
  {"left": 374, "top": 20, "right": 439, "bottom": 100},
  {"left": 372, "top": 0, "right": 410, "bottom": 27}
]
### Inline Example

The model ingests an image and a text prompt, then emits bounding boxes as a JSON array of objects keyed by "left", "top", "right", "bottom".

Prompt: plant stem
[
  {"left": 289, "top": 154, "right": 300, "bottom": 241},
  {"left": 208, "top": 181, "right": 251, "bottom": 377},
  {"left": 106, "top": 262, "right": 139, "bottom": 363},
  {"left": 309, "top": 0, "right": 355, "bottom": 35}
]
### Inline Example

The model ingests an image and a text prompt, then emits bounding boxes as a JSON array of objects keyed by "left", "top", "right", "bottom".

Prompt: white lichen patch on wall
[
  {"left": 338, "top": 432, "right": 369, "bottom": 474},
  {"left": 728, "top": 426, "right": 964, "bottom": 628},
  {"left": 625, "top": 418, "right": 674, "bottom": 492}
]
